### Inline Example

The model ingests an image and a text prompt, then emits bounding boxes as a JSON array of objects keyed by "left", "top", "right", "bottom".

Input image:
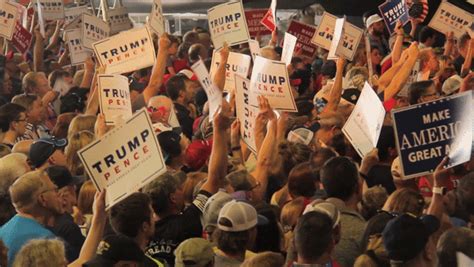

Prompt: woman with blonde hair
[
  {"left": 280, "top": 197, "right": 308, "bottom": 255},
  {"left": 65, "top": 130, "right": 94, "bottom": 176},
  {"left": 75, "top": 180, "right": 96, "bottom": 235},
  {"left": 67, "top": 114, "right": 96, "bottom": 139},
  {"left": 383, "top": 188, "right": 426, "bottom": 217},
  {"left": 13, "top": 239, "right": 67, "bottom": 267}
]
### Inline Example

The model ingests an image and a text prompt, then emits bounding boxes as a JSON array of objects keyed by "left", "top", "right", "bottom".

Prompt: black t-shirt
[
  {"left": 366, "top": 164, "right": 396, "bottom": 194},
  {"left": 174, "top": 102, "right": 194, "bottom": 140},
  {"left": 49, "top": 213, "right": 85, "bottom": 262},
  {"left": 145, "top": 190, "right": 211, "bottom": 266}
]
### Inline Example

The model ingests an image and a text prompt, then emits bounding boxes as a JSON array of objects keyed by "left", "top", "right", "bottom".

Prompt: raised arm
[
  {"left": 392, "top": 20, "right": 404, "bottom": 65},
  {"left": 251, "top": 96, "right": 277, "bottom": 203},
  {"left": 200, "top": 99, "right": 231, "bottom": 194},
  {"left": 443, "top": 32, "right": 455, "bottom": 57},
  {"left": 322, "top": 57, "right": 345, "bottom": 113},
  {"left": 68, "top": 190, "right": 106, "bottom": 267},
  {"left": 85, "top": 68, "right": 101, "bottom": 116},
  {"left": 142, "top": 34, "right": 170, "bottom": 104},
  {"left": 33, "top": 25, "right": 45, "bottom": 72},
  {"left": 383, "top": 42, "right": 419, "bottom": 101},
  {"left": 80, "top": 57, "right": 96, "bottom": 89},
  {"left": 461, "top": 38, "right": 473, "bottom": 78},
  {"left": 212, "top": 42, "right": 229, "bottom": 92},
  {"left": 45, "top": 20, "right": 64, "bottom": 51},
  {"left": 427, "top": 157, "right": 449, "bottom": 221},
  {"left": 378, "top": 50, "right": 407, "bottom": 90}
]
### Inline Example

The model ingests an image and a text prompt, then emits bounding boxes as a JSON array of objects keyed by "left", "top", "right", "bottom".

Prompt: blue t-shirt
[{"left": 0, "top": 215, "right": 55, "bottom": 266}]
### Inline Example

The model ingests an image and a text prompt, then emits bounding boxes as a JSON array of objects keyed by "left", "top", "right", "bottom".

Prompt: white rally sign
[
  {"left": 248, "top": 39, "right": 261, "bottom": 61},
  {"left": 82, "top": 13, "right": 110, "bottom": 50},
  {"left": 78, "top": 108, "right": 167, "bottom": 209},
  {"left": 93, "top": 27, "right": 156, "bottom": 75},
  {"left": 208, "top": 1, "right": 250, "bottom": 50},
  {"left": 98, "top": 74, "right": 132, "bottom": 126},
  {"left": 64, "top": 28, "right": 92, "bottom": 66},
  {"left": 281, "top": 32, "right": 297, "bottom": 65},
  {"left": 148, "top": 0, "right": 165, "bottom": 36},
  {"left": 428, "top": 1, "right": 473, "bottom": 40},
  {"left": 249, "top": 56, "right": 297, "bottom": 112},
  {"left": 0, "top": 2, "right": 18, "bottom": 40},
  {"left": 342, "top": 82, "right": 386, "bottom": 158},
  {"left": 328, "top": 18, "right": 345, "bottom": 60},
  {"left": 235, "top": 75, "right": 258, "bottom": 154},
  {"left": 64, "top": 5, "right": 91, "bottom": 24},
  {"left": 312, "top": 12, "right": 363, "bottom": 61},
  {"left": 191, "top": 60, "right": 223, "bottom": 121},
  {"left": 210, "top": 50, "right": 251, "bottom": 92},
  {"left": 34, "top": 0, "right": 65, "bottom": 20},
  {"left": 105, "top": 6, "right": 133, "bottom": 35}
]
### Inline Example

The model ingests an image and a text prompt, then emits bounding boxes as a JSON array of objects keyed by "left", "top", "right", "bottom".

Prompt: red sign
[
  {"left": 260, "top": 8, "right": 276, "bottom": 32},
  {"left": 245, "top": 9, "right": 272, "bottom": 37},
  {"left": 286, "top": 20, "right": 318, "bottom": 58},
  {"left": 12, "top": 22, "right": 33, "bottom": 54}
]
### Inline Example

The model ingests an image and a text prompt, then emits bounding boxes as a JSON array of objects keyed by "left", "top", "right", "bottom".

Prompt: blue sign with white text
[
  {"left": 379, "top": 0, "right": 410, "bottom": 34},
  {"left": 392, "top": 91, "right": 473, "bottom": 178}
]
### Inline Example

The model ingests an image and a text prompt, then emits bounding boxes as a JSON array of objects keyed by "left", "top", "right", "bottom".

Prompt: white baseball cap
[
  {"left": 303, "top": 201, "right": 341, "bottom": 229},
  {"left": 391, "top": 156, "right": 414, "bottom": 181},
  {"left": 217, "top": 200, "right": 266, "bottom": 232},
  {"left": 366, "top": 14, "right": 383, "bottom": 29},
  {"left": 442, "top": 75, "right": 462, "bottom": 96}
]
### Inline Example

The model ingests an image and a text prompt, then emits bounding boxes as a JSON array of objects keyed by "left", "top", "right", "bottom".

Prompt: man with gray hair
[
  {"left": 0, "top": 153, "right": 30, "bottom": 193},
  {"left": 437, "top": 227, "right": 474, "bottom": 267},
  {"left": 0, "top": 170, "right": 63, "bottom": 265}
]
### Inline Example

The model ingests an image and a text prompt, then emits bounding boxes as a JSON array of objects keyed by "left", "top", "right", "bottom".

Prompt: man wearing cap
[
  {"left": 174, "top": 238, "right": 214, "bottom": 267},
  {"left": 0, "top": 170, "right": 63, "bottom": 265},
  {"left": 166, "top": 70, "right": 200, "bottom": 140},
  {"left": 28, "top": 136, "right": 67, "bottom": 170},
  {"left": 382, "top": 214, "right": 440, "bottom": 266},
  {"left": 47, "top": 165, "right": 85, "bottom": 263},
  {"left": 213, "top": 200, "right": 265, "bottom": 266},
  {"left": 366, "top": 14, "right": 390, "bottom": 57}
]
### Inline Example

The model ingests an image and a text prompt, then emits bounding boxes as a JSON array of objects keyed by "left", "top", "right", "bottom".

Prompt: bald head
[
  {"left": 148, "top": 95, "right": 174, "bottom": 123},
  {"left": 0, "top": 153, "right": 30, "bottom": 193},
  {"left": 9, "top": 170, "right": 48, "bottom": 212},
  {"left": 12, "top": 140, "right": 33, "bottom": 155}
]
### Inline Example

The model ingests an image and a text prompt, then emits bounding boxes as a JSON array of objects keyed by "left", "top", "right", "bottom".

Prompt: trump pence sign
[
  {"left": 78, "top": 108, "right": 166, "bottom": 209},
  {"left": 208, "top": 1, "right": 250, "bottom": 50}
]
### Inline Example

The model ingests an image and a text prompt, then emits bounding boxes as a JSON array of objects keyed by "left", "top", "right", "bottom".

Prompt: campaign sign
[
  {"left": 312, "top": 12, "right": 363, "bottom": 60},
  {"left": 378, "top": 0, "right": 409, "bottom": 34},
  {"left": 245, "top": 9, "right": 272, "bottom": 37},
  {"left": 249, "top": 56, "right": 297, "bottom": 112},
  {"left": 12, "top": 22, "right": 32, "bottom": 54},
  {"left": 64, "top": 15, "right": 82, "bottom": 31},
  {"left": 64, "top": 5, "right": 91, "bottom": 24},
  {"left": 0, "top": 2, "right": 18, "bottom": 40},
  {"left": 78, "top": 108, "right": 166, "bottom": 209},
  {"left": 208, "top": 1, "right": 250, "bottom": 50},
  {"left": 328, "top": 18, "right": 345, "bottom": 60},
  {"left": 93, "top": 27, "right": 156, "bottom": 75},
  {"left": 191, "top": 60, "right": 223, "bottom": 121},
  {"left": 281, "top": 32, "right": 297, "bottom": 65},
  {"left": 248, "top": 39, "right": 260, "bottom": 61},
  {"left": 149, "top": 0, "right": 165, "bottom": 36},
  {"left": 82, "top": 13, "right": 110, "bottom": 50},
  {"left": 210, "top": 50, "right": 251, "bottom": 92},
  {"left": 392, "top": 91, "right": 473, "bottom": 178},
  {"left": 235, "top": 75, "right": 258, "bottom": 154},
  {"left": 342, "top": 82, "right": 386, "bottom": 158},
  {"left": 287, "top": 20, "right": 318, "bottom": 58},
  {"left": 98, "top": 74, "right": 132, "bottom": 125},
  {"left": 34, "top": 0, "right": 65, "bottom": 20},
  {"left": 260, "top": 0, "right": 277, "bottom": 32},
  {"left": 65, "top": 28, "right": 92, "bottom": 66},
  {"left": 105, "top": 7, "right": 133, "bottom": 35},
  {"left": 428, "top": 1, "right": 473, "bottom": 39}
]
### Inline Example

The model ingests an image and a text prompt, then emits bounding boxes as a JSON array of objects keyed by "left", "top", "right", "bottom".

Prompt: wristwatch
[{"left": 432, "top": 186, "right": 447, "bottom": 196}]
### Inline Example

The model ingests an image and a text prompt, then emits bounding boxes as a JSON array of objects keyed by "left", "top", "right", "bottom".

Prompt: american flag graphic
[{"left": 406, "top": 0, "right": 429, "bottom": 22}]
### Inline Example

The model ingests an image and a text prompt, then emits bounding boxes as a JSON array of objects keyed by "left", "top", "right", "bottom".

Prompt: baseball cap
[
  {"left": 366, "top": 14, "right": 383, "bottom": 28},
  {"left": 382, "top": 214, "right": 440, "bottom": 263},
  {"left": 83, "top": 235, "right": 146, "bottom": 267},
  {"left": 287, "top": 123, "right": 320, "bottom": 146},
  {"left": 201, "top": 190, "right": 234, "bottom": 233},
  {"left": 184, "top": 139, "right": 213, "bottom": 171},
  {"left": 303, "top": 201, "right": 341, "bottom": 229},
  {"left": 442, "top": 75, "right": 462, "bottom": 96},
  {"left": 29, "top": 137, "right": 67, "bottom": 168},
  {"left": 158, "top": 130, "right": 182, "bottom": 162},
  {"left": 178, "top": 69, "right": 198, "bottom": 81},
  {"left": 175, "top": 238, "right": 214, "bottom": 267},
  {"left": 46, "top": 165, "right": 84, "bottom": 189},
  {"left": 391, "top": 157, "right": 414, "bottom": 181},
  {"left": 217, "top": 200, "right": 267, "bottom": 232}
]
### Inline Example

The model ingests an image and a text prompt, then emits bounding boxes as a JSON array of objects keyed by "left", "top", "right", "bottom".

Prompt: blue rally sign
[
  {"left": 378, "top": 0, "right": 409, "bottom": 34},
  {"left": 392, "top": 91, "right": 473, "bottom": 178}
]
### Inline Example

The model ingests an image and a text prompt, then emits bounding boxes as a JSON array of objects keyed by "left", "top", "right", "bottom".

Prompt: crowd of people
[{"left": 0, "top": 1, "right": 473, "bottom": 267}]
